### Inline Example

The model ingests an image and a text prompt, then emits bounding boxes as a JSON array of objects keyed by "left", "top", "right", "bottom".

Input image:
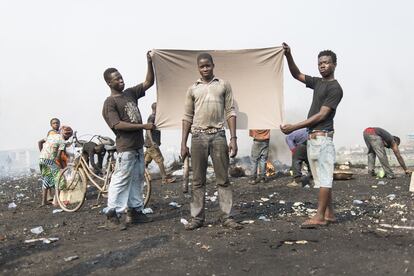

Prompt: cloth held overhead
[{"left": 152, "top": 47, "right": 284, "bottom": 129}]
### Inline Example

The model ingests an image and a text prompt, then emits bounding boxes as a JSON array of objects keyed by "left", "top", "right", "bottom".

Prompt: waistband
[
  {"left": 253, "top": 138, "right": 270, "bottom": 142},
  {"left": 308, "top": 131, "right": 334, "bottom": 140},
  {"left": 192, "top": 127, "right": 224, "bottom": 134}
]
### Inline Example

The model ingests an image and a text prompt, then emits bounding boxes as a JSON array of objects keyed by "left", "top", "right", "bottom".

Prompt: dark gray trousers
[
  {"left": 363, "top": 133, "right": 394, "bottom": 177},
  {"left": 190, "top": 131, "right": 233, "bottom": 222}
]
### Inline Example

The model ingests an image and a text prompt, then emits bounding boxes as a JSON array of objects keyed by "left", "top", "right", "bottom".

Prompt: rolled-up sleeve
[
  {"left": 183, "top": 87, "right": 194, "bottom": 124},
  {"left": 224, "top": 81, "right": 237, "bottom": 120}
]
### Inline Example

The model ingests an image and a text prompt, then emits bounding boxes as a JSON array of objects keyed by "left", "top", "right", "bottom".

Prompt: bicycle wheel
[
  {"left": 143, "top": 170, "right": 151, "bottom": 207},
  {"left": 56, "top": 165, "right": 87, "bottom": 212}
]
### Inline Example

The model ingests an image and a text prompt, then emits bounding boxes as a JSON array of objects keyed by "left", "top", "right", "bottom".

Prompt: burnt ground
[{"left": 1, "top": 168, "right": 414, "bottom": 276}]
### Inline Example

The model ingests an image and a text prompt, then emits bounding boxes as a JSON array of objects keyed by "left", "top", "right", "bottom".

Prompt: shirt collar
[{"left": 195, "top": 76, "right": 219, "bottom": 85}]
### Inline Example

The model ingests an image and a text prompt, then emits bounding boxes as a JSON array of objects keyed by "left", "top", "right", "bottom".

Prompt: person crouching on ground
[
  {"left": 363, "top": 127, "right": 410, "bottom": 178},
  {"left": 101, "top": 51, "right": 155, "bottom": 230},
  {"left": 249, "top": 129, "right": 270, "bottom": 185},
  {"left": 39, "top": 126, "right": 73, "bottom": 206},
  {"left": 181, "top": 53, "right": 242, "bottom": 230},
  {"left": 144, "top": 102, "right": 176, "bottom": 184},
  {"left": 280, "top": 43, "right": 343, "bottom": 228}
]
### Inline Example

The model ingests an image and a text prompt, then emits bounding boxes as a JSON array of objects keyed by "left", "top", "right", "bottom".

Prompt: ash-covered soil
[{"left": 1, "top": 168, "right": 414, "bottom": 275}]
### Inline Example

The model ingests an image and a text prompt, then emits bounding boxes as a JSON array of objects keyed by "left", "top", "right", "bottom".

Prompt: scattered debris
[
  {"left": 24, "top": 237, "right": 59, "bottom": 244},
  {"left": 379, "top": 224, "right": 414, "bottom": 230},
  {"left": 52, "top": 209, "right": 63, "bottom": 214},
  {"left": 180, "top": 218, "right": 189, "bottom": 225},
  {"left": 240, "top": 220, "right": 255, "bottom": 224},
  {"left": 258, "top": 215, "right": 270, "bottom": 222},
  {"left": 386, "top": 194, "right": 396, "bottom": 201},
  {"left": 30, "top": 226, "right": 44, "bottom": 235},
  {"left": 260, "top": 197, "right": 270, "bottom": 202},
  {"left": 64, "top": 255, "right": 79, "bottom": 262},
  {"left": 377, "top": 180, "right": 386, "bottom": 185},
  {"left": 8, "top": 202, "right": 17, "bottom": 209},
  {"left": 353, "top": 200, "right": 364, "bottom": 205},
  {"left": 142, "top": 208, "right": 153, "bottom": 214},
  {"left": 169, "top": 202, "right": 181, "bottom": 208}
]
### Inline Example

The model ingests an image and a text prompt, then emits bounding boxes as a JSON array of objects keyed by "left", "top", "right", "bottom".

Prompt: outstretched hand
[{"left": 142, "top": 123, "right": 155, "bottom": 130}]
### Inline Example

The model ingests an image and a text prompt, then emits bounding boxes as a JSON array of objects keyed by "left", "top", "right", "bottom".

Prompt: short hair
[
  {"left": 318, "top": 50, "right": 337, "bottom": 64},
  {"left": 103, "top": 68, "right": 118, "bottom": 83},
  {"left": 197, "top": 53, "right": 214, "bottom": 64},
  {"left": 393, "top": 136, "right": 401, "bottom": 145},
  {"left": 50, "top": 118, "right": 60, "bottom": 125}
]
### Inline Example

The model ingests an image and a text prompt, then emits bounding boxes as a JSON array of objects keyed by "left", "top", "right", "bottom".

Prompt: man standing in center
[
  {"left": 181, "top": 53, "right": 242, "bottom": 230},
  {"left": 280, "top": 43, "right": 343, "bottom": 228}
]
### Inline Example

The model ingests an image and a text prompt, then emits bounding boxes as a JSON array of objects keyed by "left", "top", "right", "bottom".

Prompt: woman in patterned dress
[{"left": 39, "top": 126, "right": 73, "bottom": 206}]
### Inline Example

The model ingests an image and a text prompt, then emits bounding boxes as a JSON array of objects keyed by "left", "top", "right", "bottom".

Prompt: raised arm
[
  {"left": 142, "top": 51, "right": 155, "bottom": 91},
  {"left": 281, "top": 106, "right": 332, "bottom": 134},
  {"left": 283, "top": 42, "right": 306, "bottom": 84}
]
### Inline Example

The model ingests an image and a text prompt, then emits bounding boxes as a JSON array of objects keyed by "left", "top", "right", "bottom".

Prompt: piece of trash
[
  {"left": 8, "top": 202, "right": 17, "bottom": 209},
  {"left": 169, "top": 202, "right": 181, "bottom": 208},
  {"left": 401, "top": 218, "right": 408, "bottom": 222},
  {"left": 390, "top": 203, "right": 405, "bottom": 208},
  {"left": 172, "top": 169, "right": 183, "bottom": 176},
  {"left": 371, "top": 185, "right": 378, "bottom": 189},
  {"left": 25, "top": 237, "right": 59, "bottom": 244},
  {"left": 295, "top": 240, "right": 308, "bottom": 244},
  {"left": 377, "top": 169, "right": 385, "bottom": 178},
  {"left": 377, "top": 180, "right": 386, "bottom": 185},
  {"left": 64, "top": 255, "right": 79, "bottom": 262},
  {"left": 353, "top": 200, "right": 364, "bottom": 205},
  {"left": 206, "top": 196, "right": 217, "bottom": 202},
  {"left": 261, "top": 197, "right": 270, "bottom": 202},
  {"left": 379, "top": 224, "right": 414, "bottom": 230},
  {"left": 142, "top": 208, "right": 153, "bottom": 214},
  {"left": 386, "top": 194, "right": 396, "bottom": 201},
  {"left": 279, "top": 200, "right": 286, "bottom": 204},
  {"left": 201, "top": 244, "right": 210, "bottom": 250},
  {"left": 180, "top": 218, "right": 189, "bottom": 225},
  {"left": 52, "top": 209, "right": 63, "bottom": 214},
  {"left": 240, "top": 220, "right": 255, "bottom": 224},
  {"left": 293, "top": 202, "right": 303, "bottom": 207},
  {"left": 376, "top": 228, "right": 388, "bottom": 233},
  {"left": 30, "top": 226, "right": 44, "bottom": 235},
  {"left": 214, "top": 191, "right": 218, "bottom": 196},
  {"left": 16, "top": 193, "right": 25, "bottom": 198},
  {"left": 258, "top": 215, "right": 270, "bottom": 222},
  {"left": 351, "top": 211, "right": 356, "bottom": 216},
  {"left": 284, "top": 241, "right": 294, "bottom": 245}
]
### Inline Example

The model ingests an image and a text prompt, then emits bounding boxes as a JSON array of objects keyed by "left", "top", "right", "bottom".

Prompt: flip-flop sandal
[{"left": 300, "top": 220, "right": 328, "bottom": 229}]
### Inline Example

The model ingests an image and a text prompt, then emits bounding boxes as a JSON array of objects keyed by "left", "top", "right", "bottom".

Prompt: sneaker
[
  {"left": 106, "top": 209, "right": 126, "bottom": 231},
  {"left": 184, "top": 219, "right": 203, "bottom": 230},
  {"left": 222, "top": 218, "right": 243, "bottom": 230},
  {"left": 126, "top": 208, "right": 153, "bottom": 224},
  {"left": 287, "top": 181, "right": 299, "bottom": 188}
]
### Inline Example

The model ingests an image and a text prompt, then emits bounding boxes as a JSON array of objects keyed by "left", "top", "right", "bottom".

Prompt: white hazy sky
[{"left": 1, "top": 0, "right": 413, "bottom": 156}]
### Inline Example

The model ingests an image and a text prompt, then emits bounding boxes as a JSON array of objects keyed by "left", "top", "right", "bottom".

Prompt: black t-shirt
[
  {"left": 305, "top": 75, "right": 343, "bottom": 132},
  {"left": 374, "top": 127, "right": 394, "bottom": 148},
  {"left": 102, "top": 84, "right": 145, "bottom": 152},
  {"left": 144, "top": 113, "right": 161, "bottom": 147}
]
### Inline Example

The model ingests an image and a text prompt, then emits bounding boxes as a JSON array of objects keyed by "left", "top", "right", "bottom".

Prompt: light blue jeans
[
  {"left": 250, "top": 140, "right": 269, "bottom": 179},
  {"left": 307, "top": 136, "right": 335, "bottom": 188},
  {"left": 105, "top": 149, "right": 144, "bottom": 215}
]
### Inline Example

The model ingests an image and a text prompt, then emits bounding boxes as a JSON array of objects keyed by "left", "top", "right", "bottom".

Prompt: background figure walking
[{"left": 249, "top": 129, "right": 270, "bottom": 184}]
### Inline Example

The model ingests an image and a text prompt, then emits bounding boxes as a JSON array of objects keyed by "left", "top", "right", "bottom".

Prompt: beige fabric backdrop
[{"left": 152, "top": 47, "right": 284, "bottom": 129}]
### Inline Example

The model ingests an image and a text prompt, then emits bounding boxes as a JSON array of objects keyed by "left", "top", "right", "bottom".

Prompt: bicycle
[{"left": 56, "top": 132, "right": 152, "bottom": 212}]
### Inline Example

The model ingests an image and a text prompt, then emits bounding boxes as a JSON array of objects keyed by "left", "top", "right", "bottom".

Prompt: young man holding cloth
[{"left": 280, "top": 43, "right": 343, "bottom": 228}]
